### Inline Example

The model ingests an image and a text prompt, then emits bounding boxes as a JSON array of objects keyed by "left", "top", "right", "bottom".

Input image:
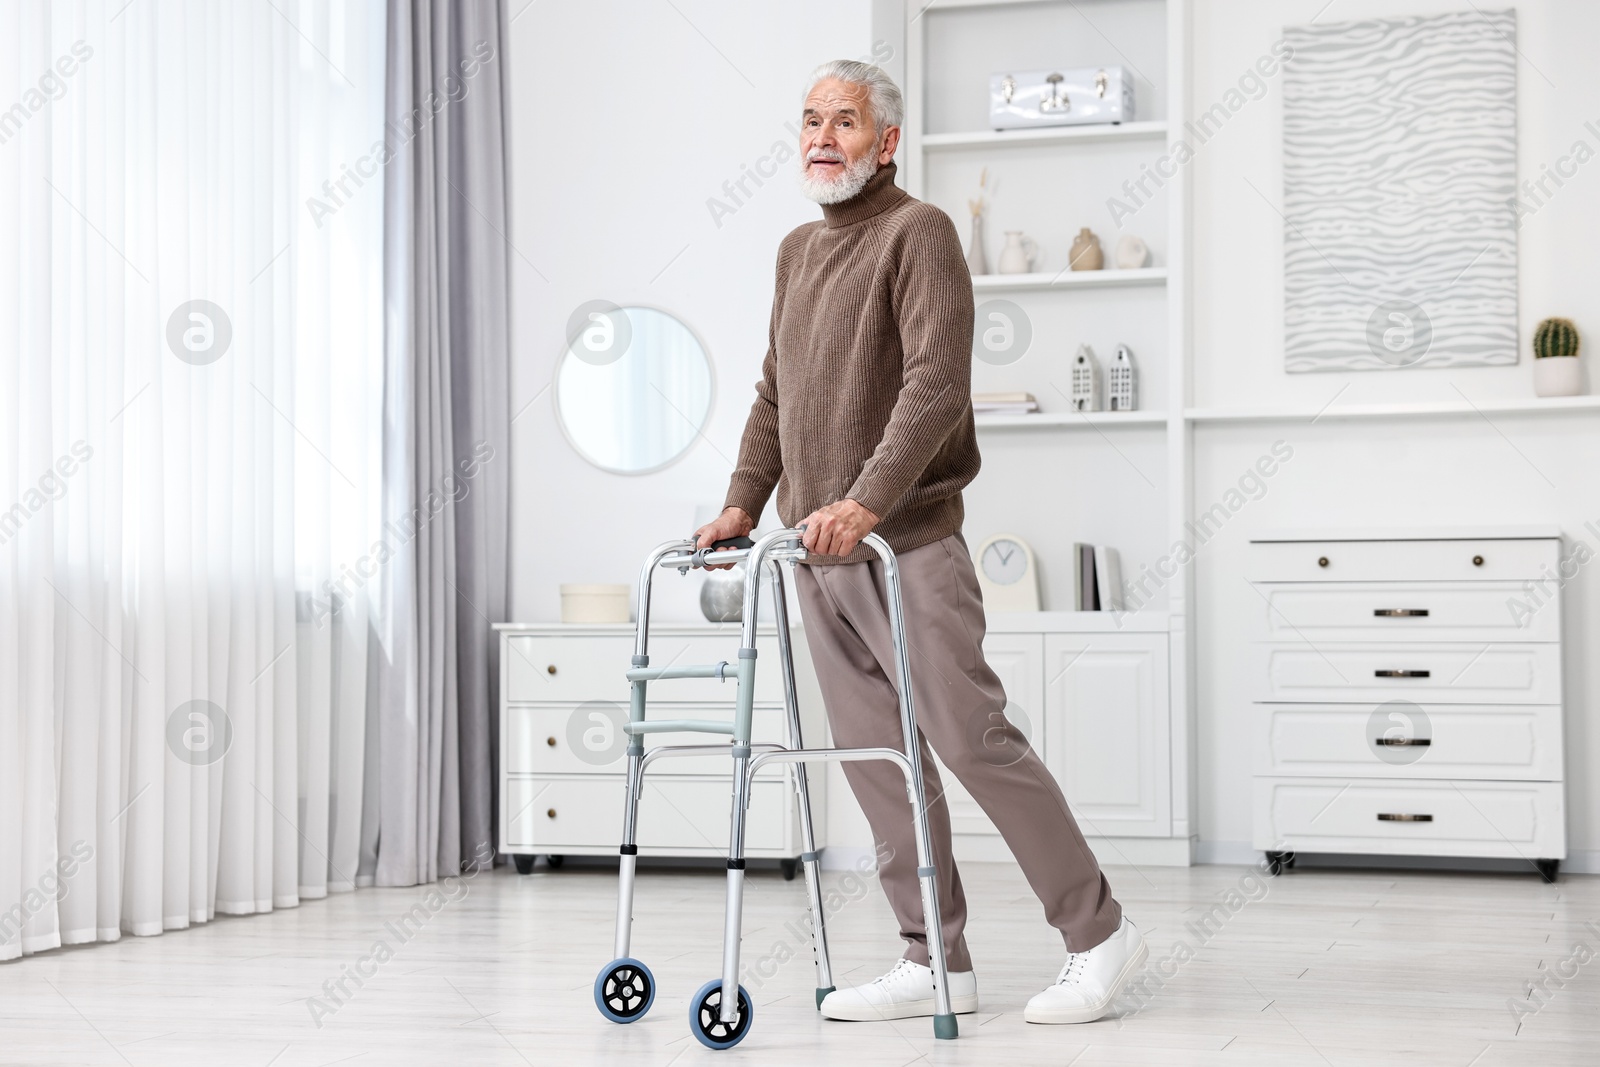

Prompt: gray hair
[{"left": 804, "top": 59, "right": 904, "bottom": 132}]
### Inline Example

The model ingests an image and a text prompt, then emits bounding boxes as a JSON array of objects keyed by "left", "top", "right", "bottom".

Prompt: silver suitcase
[{"left": 989, "top": 66, "right": 1135, "bottom": 130}]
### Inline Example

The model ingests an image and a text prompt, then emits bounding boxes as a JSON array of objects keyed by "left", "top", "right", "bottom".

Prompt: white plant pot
[{"left": 1533, "top": 355, "right": 1583, "bottom": 398}]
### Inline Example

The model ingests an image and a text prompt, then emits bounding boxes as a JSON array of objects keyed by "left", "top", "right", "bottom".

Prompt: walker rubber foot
[
  {"left": 933, "top": 1013, "right": 959, "bottom": 1040},
  {"left": 815, "top": 986, "right": 835, "bottom": 1009}
]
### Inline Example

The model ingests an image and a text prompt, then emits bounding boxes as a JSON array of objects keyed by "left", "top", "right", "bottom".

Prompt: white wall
[
  {"left": 506, "top": 1, "right": 875, "bottom": 625},
  {"left": 507, "top": 0, "right": 1600, "bottom": 869},
  {"left": 505, "top": 1, "right": 881, "bottom": 856},
  {"left": 1188, "top": 0, "right": 1600, "bottom": 867}
]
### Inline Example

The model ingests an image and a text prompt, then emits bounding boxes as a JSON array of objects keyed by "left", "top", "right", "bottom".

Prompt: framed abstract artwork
[{"left": 1282, "top": 9, "right": 1518, "bottom": 372}]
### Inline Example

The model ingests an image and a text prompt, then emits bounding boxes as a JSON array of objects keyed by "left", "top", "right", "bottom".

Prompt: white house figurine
[
  {"left": 1071, "top": 344, "right": 1101, "bottom": 411},
  {"left": 1108, "top": 344, "right": 1137, "bottom": 411}
]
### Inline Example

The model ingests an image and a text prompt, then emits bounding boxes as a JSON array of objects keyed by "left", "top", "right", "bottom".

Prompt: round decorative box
[{"left": 560, "top": 584, "right": 631, "bottom": 624}]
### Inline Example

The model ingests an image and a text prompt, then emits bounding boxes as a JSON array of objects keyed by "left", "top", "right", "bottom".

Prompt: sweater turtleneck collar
[{"left": 819, "top": 161, "right": 907, "bottom": 229}]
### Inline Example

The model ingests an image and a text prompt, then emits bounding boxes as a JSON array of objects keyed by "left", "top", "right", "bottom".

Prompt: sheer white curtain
[{"left": 0, "top": 0, "right": 386, "bottom": 960}]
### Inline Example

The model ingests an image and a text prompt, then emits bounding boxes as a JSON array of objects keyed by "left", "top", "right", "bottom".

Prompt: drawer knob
[
  {"left": 547, "top": 808, "right": 557, "bottom": 819},
  {"left": 1374, "top": 669, "right": 1430, "bottom": 678},
  {"left": 546, "top": 736, "right": 557, "bottom": 747},
  {"left": 1373, "top": 608, "right": 1429, "bottom": 617},
  {"left": 1377, "top": 813, "right": 1433, "bottom": 822},
  {"left": 1317, "top": 556, "right": 1329, "bottom": 568},
  {"left": 547, "top": 664, "right": 558, "bottom": 675},
  {"left": 1374, "top": 737, "right": 1431, "bottom": 747},
  {"left": 1472, "top": 555, "right": 1484, "bottom": 566}
]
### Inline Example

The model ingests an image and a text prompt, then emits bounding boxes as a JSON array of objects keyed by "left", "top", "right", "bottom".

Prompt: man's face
[{"left": 799, "top": 77, "right": 900, "bottom": 203}]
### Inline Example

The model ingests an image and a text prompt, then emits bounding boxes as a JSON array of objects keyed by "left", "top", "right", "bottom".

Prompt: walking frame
[{"left": 591, "top": 528, "right": 959, "bottom": 1049}]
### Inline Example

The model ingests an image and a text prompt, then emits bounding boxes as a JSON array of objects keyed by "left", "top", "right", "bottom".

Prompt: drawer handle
[
  {"left": 1375, "top": 669, "right": 1430, "bottom": 678},
  {"left": 1373, "top": 608, "right": 1429, "bottom": 617},
  {"left": 1374, "top": 737, "right": 1431, "bottom": 747},
  {"left": 546, "top": 808, "right": 557, "bottom": 819},
  {"left": 1317, "top": 556, "right": 1329, "bottom": 568},
  {"left": 546, "top": 736, "right": 557, "bottom": 747},
  {"left": 1377, "top": 813, "right": 1433, "bottom": 822},
  {"left": 1472, "top": 555, "right": 1484, "bottom": 567},
  {"left": 546, "top": 664, "right": 557, "bottom": 676}
]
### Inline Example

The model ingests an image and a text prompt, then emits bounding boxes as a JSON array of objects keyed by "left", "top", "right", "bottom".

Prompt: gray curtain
[{"left": 361, "top": 0, "right": 511, "bottom": 886}]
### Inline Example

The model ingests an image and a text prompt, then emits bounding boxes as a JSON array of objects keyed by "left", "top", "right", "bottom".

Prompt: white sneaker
[
  {"left": 819, "top": 958, "right": 979, "bottom": 1021},
  {"left": 1024, "top": 917, "right": 1148, "bottom": 1024}
]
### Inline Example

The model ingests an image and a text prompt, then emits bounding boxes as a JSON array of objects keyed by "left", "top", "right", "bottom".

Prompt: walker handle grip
[{"left": 664, "top": 529, "right": 808, "bottom": 570}]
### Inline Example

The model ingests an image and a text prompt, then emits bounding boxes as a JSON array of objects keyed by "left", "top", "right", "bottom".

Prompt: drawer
[
  {"left": 1256, "top": 643, "right": 1560, "bottom": 704},
  {"left": 503, "top": 776, "right": 788, "bottom": 852},
  {"left": 1254, "top": 703, "right": 1563, "bottom": 780},
  {"left": 1252, "top": 582, "right": 1557, "bottom": 643},
  {"left": 1248, "top": 538, "right": 1558, "bottom": 583},
  {"left": 1253, "top": 777, "right": 1565, "bottom": 859},
  {"left": 505, "top": 631, "right": 784, "bottom": 704},
  {"left": 504, "top": 703, "right": 792, "bottom": 778}
]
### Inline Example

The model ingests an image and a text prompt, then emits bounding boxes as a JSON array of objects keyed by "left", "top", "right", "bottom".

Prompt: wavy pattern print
[{"left": 1282, "top": 9, "right": 1518, "bottom": 372}]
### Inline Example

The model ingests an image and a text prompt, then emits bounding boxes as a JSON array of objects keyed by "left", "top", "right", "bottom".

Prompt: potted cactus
[{"left": 1532, "top": 317, "right": 1582, "bottom": 397}]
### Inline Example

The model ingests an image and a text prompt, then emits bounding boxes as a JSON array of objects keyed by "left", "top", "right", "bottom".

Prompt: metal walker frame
[{"left": 592, "top": 528, "right": 959, "bottom": 1048}]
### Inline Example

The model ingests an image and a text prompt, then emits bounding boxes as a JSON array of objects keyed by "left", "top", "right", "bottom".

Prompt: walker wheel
[
  {"left": 689, "top": 978, "right": 753, "bottom": 1049},
  {"left": 594, "top": 958, "right": 655, "bottom": 1023}
]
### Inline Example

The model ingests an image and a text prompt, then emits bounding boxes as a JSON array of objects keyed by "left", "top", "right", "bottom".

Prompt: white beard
[{"left": 798, "top": 148, "right": 881, "bottom": 205}]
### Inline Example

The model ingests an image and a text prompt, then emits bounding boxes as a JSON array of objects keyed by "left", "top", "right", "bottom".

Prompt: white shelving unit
[{"left": 903, "top": 0, "right": 1195, "bottom": 865}]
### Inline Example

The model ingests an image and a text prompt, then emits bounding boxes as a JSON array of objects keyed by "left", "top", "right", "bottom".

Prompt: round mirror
[{"left": 554, "top": 306, "right": 715, "bottom": 475}]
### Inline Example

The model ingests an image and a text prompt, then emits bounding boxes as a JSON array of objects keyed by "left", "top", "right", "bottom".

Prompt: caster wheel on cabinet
[
  {"left": 512, "top": 854, "right": 537, "bottom": 875},
  {"left": 594, "top": 958, "right": 655, "bottom": 1023},
  {"left": 689, "top": 979, "right": 753, "bottom": 1049}
]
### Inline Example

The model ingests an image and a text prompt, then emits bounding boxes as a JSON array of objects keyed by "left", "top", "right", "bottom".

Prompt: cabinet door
[
  {"left": 1044, "top": 633, "right": 1170, "bottom": 837},
  {"left": 933, "top": 633, "right": 1044, "bottom": 838}
]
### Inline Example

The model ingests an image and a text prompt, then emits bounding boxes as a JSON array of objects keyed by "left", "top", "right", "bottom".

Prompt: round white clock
[{"left": 974, "top": 533, "right": 1040, "bottom": 612}]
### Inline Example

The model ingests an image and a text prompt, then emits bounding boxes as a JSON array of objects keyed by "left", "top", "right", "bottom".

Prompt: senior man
[{"left": 695, "top": 60, "right": 1147, "bottom": 1025}]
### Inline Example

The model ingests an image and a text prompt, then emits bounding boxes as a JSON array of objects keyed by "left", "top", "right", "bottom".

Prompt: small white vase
[
  {"left": 997, "top": 231, "right": 1039, "bottom": 275},
  {"left": 1533, "top": 356, "right": 1582, "bottom": 397}
]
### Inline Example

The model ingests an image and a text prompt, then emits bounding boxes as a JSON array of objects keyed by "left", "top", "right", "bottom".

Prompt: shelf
[
  {"left": 1186, "top": 394, "right": 1600, "bottom": 425},
  {"left": 972, "top": 268, "right": 1166, "bottom": 292},
  {"left": 975, "top": 410, "right": 1166, "bottom": 430},
  {"left": 922, "top": 121, "right": 1168, "bottom": 151}
]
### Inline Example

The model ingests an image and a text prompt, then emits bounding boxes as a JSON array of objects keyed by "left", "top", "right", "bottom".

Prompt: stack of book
[
  {"left": 972, "top": 391, "right": 1040, "bottom": 416},
  {"left": 1072, "top": 543, "right": 1123, "bottom": 611}
]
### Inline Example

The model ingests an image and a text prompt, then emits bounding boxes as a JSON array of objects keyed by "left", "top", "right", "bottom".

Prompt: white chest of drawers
[
  {"left": 495, "top": 623, "right": 826, "bottom": 874},
  {"left": 1248, "top": 528, "right": 1566, "bottom": 881}
]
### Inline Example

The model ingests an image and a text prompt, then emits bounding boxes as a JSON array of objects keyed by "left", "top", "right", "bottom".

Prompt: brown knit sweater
[{"left": 723, "top": 162, "right": 979, "bottom": 565}]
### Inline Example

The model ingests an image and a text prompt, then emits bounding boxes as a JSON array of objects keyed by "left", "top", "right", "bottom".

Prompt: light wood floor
[{"left": 1, "top": 856, "right": 1594, "bottom": 1065}]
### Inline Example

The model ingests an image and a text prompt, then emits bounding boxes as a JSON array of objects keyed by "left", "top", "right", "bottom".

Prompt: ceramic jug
[
  {"left": 1069, "top": 227, "right": 1104, "bottom": 271},
  {"left": 997, "top": 231, "right": 1040, "bottom": 274}
]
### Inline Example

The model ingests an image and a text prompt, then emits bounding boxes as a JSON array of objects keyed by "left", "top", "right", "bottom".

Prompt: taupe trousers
[{"left": 795, "top": 533, "right": 1121, "bottom": 972}]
